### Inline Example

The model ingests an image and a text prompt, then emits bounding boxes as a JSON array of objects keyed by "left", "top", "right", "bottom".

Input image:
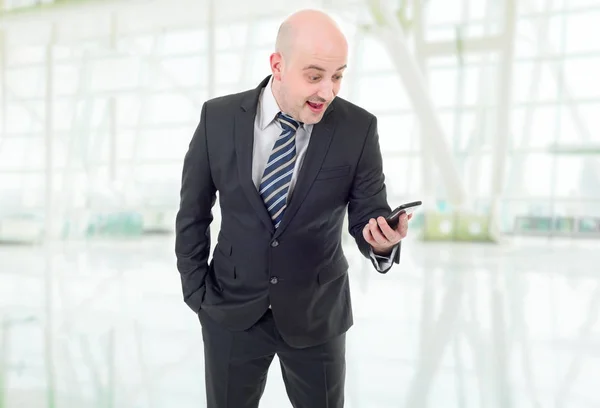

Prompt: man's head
[{"left": 269, "top": 9, "right": 348, "bottom": 125}]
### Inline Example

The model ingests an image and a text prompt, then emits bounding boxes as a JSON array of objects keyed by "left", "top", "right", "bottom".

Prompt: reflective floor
[{"left": 1, "top": 234, "right": 599, "bottom": 407}]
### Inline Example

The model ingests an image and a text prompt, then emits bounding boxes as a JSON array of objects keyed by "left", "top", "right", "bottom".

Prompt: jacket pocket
[
  {"left": 317, "top": 256, "right": 350, "bottom": 285},
  {"left": 315, "top": 165, "right": 351, "bottom": 180}
]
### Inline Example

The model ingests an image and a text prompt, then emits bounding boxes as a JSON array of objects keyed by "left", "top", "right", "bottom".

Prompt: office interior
[{"left": 1, "top": 0, "right": 599, "bottom": 407}]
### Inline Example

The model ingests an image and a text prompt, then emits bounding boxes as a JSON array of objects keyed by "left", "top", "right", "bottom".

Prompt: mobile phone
[{"left": 386, "top": 200, "right": 422, "bottom": 228}]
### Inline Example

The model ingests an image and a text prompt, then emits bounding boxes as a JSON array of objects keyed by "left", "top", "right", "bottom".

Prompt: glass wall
[{"left": 2, "top": 0, "right": 598, "bottom": 240}]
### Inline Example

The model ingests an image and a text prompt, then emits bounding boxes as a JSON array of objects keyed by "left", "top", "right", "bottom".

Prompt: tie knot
[{"left": 276, "top": 112, "right": 301, "bottom": 133}]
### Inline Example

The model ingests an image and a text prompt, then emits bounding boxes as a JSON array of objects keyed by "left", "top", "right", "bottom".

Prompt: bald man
[{"left": 175, "top": 9, "right": 411, "bottom": 408}]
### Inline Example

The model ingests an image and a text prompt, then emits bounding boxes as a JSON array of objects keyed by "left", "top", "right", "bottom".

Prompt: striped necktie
[{"left": 259, "top": 112, "right": 301, "bottom": 228}]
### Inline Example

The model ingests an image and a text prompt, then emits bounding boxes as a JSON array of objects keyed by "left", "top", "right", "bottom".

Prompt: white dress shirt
[{"left": 252, "top": 77, "right": 396, "bottom": 272}]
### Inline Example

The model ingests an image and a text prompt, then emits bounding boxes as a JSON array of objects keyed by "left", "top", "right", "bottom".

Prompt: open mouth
[{"left": 306, "top": 101, "right": 325, "bottom": 112}]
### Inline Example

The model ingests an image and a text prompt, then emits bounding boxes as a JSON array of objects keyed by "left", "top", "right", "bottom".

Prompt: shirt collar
[{"left": 258, "top": 76, "right": 311, "bottom": 132}]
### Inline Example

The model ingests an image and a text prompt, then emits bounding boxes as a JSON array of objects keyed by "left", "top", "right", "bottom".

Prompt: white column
[
  {"left": 0, "top": 29, "right": 6, "bottom": 145},
  {"left": 43, "top": 23, "right": 58, "bottom": 408},
  {"left": 207, "top": 0, "right": 216, "bottom": 99},
  {"left": 238, "top": 12, "right": 256, "bottom": 90},
  {"left": 489, "top": 0, "right": 517, "bottom": 222},
  {"left": 44, "top": 25, "right": 57, "bottom": 240},
  {"left": 109, "top": 13, "right": 118, "bottom": 184},
  {"left": 411, "top": 0, "right": 436, "bottom": 207}
]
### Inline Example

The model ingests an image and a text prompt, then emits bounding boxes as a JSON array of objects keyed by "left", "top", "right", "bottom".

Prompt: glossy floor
[{"left": 1, "top": 235, "right": 599, "bottom": 408}]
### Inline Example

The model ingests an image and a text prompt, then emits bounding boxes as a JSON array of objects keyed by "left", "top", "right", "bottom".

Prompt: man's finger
[
  {"left": 363, "top": 224, "right": 381, "bottom": 246},
  {"left": 377, "top": 216, "right": 399, "bottom": 241},
  {"left": 368, "top": 219, "right": 388, "bottom": 245},
  {"left": 398, "top": 216, "right": 409, "bottom": 237},
  {"left": 363, "top": 225, "right": 374, "bottom": 245}
]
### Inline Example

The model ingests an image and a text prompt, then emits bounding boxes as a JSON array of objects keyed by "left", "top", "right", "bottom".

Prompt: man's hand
[{"left": 363, "top": 213, "right": 413, "bottom": 256}]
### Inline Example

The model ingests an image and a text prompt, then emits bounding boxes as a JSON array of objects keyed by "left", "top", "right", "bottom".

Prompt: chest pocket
[{"left": 315, "top": 165, "right": 351, "bottom": 180}]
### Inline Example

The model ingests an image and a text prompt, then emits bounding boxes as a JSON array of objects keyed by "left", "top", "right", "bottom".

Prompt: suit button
[
  {"left": 271, "top": 240, "right": 279, "bottom": 247},
  {"left": 270, "top": 277, "right": 278, "bottom": 284}
]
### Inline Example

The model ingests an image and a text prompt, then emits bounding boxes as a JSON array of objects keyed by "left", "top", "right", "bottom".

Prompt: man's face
[{"left": 271, "top": 45, "right": 347, "bottom": 125}]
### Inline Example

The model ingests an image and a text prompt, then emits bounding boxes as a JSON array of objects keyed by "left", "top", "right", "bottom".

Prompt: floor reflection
[{"left": 1, "top": 236, "right": 599, "bottom": 407}]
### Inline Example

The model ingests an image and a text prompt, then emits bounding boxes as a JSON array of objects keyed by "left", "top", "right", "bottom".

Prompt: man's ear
[{"left": 269, "top": 52, "right": 283, "bottom": 81}]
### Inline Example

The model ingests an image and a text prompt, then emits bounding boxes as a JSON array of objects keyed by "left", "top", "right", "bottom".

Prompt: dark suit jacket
[{"left": 175, "top": 75, "right": 400, "bottom": 348}]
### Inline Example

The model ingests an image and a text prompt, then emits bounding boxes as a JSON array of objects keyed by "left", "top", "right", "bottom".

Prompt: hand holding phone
[
  {"left": 363, "top": 200, "right": 421, "bottom": 255},
  {"left": 385, "top": 200, "right": 422, "bottom": 228}
]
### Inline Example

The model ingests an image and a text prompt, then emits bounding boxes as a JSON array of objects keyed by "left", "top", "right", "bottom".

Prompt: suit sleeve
[
  {"left": 175, "top": 102, "right": 217, "bottom": 313},
  {"left": 347, "top": 115, "right": 400, "bottom": 273}
]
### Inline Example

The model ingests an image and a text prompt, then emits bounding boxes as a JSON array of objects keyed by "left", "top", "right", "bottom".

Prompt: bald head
[
  {"left": 275, "top": 9, "right": 348, "bottom": 61},
  {"left": 269, "top": 9, "right": 348, "bottom": 125}
]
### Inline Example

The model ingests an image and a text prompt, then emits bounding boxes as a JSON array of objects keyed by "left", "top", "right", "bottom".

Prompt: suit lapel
[
  {"left": 235, "top": 77, "right": 275, "bottom": 233},
  {"left": 274, "top": 105, "right": 337, "bottom": 238}
]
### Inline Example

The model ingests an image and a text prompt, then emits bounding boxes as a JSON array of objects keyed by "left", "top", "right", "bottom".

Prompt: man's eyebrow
[{"left": 303, "top": 64, "right": 348, "bottom": 71}]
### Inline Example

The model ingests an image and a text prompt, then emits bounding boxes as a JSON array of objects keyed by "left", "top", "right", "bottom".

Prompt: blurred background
[{"left": 1, "top": 0, "right": 599, "bottom": 407}]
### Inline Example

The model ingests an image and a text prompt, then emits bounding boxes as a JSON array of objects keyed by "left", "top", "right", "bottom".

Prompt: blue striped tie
[{"left": 259, "top": 112, "right": 301, "bottom": 228}]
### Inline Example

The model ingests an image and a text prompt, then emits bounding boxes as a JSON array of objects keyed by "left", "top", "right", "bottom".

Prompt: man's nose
[{"left": 317, "top": 81, "right": 334, "bottom": 101}]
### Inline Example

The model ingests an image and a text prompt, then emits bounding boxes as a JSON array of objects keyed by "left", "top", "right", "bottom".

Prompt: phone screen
[{"left": 386, "top": 201, "right": 422, "bottom": 227}]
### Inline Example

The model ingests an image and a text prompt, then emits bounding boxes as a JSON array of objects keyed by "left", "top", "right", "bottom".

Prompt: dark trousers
[{"left": 198, "top": 308, "right": 346, "bottom": 408}]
